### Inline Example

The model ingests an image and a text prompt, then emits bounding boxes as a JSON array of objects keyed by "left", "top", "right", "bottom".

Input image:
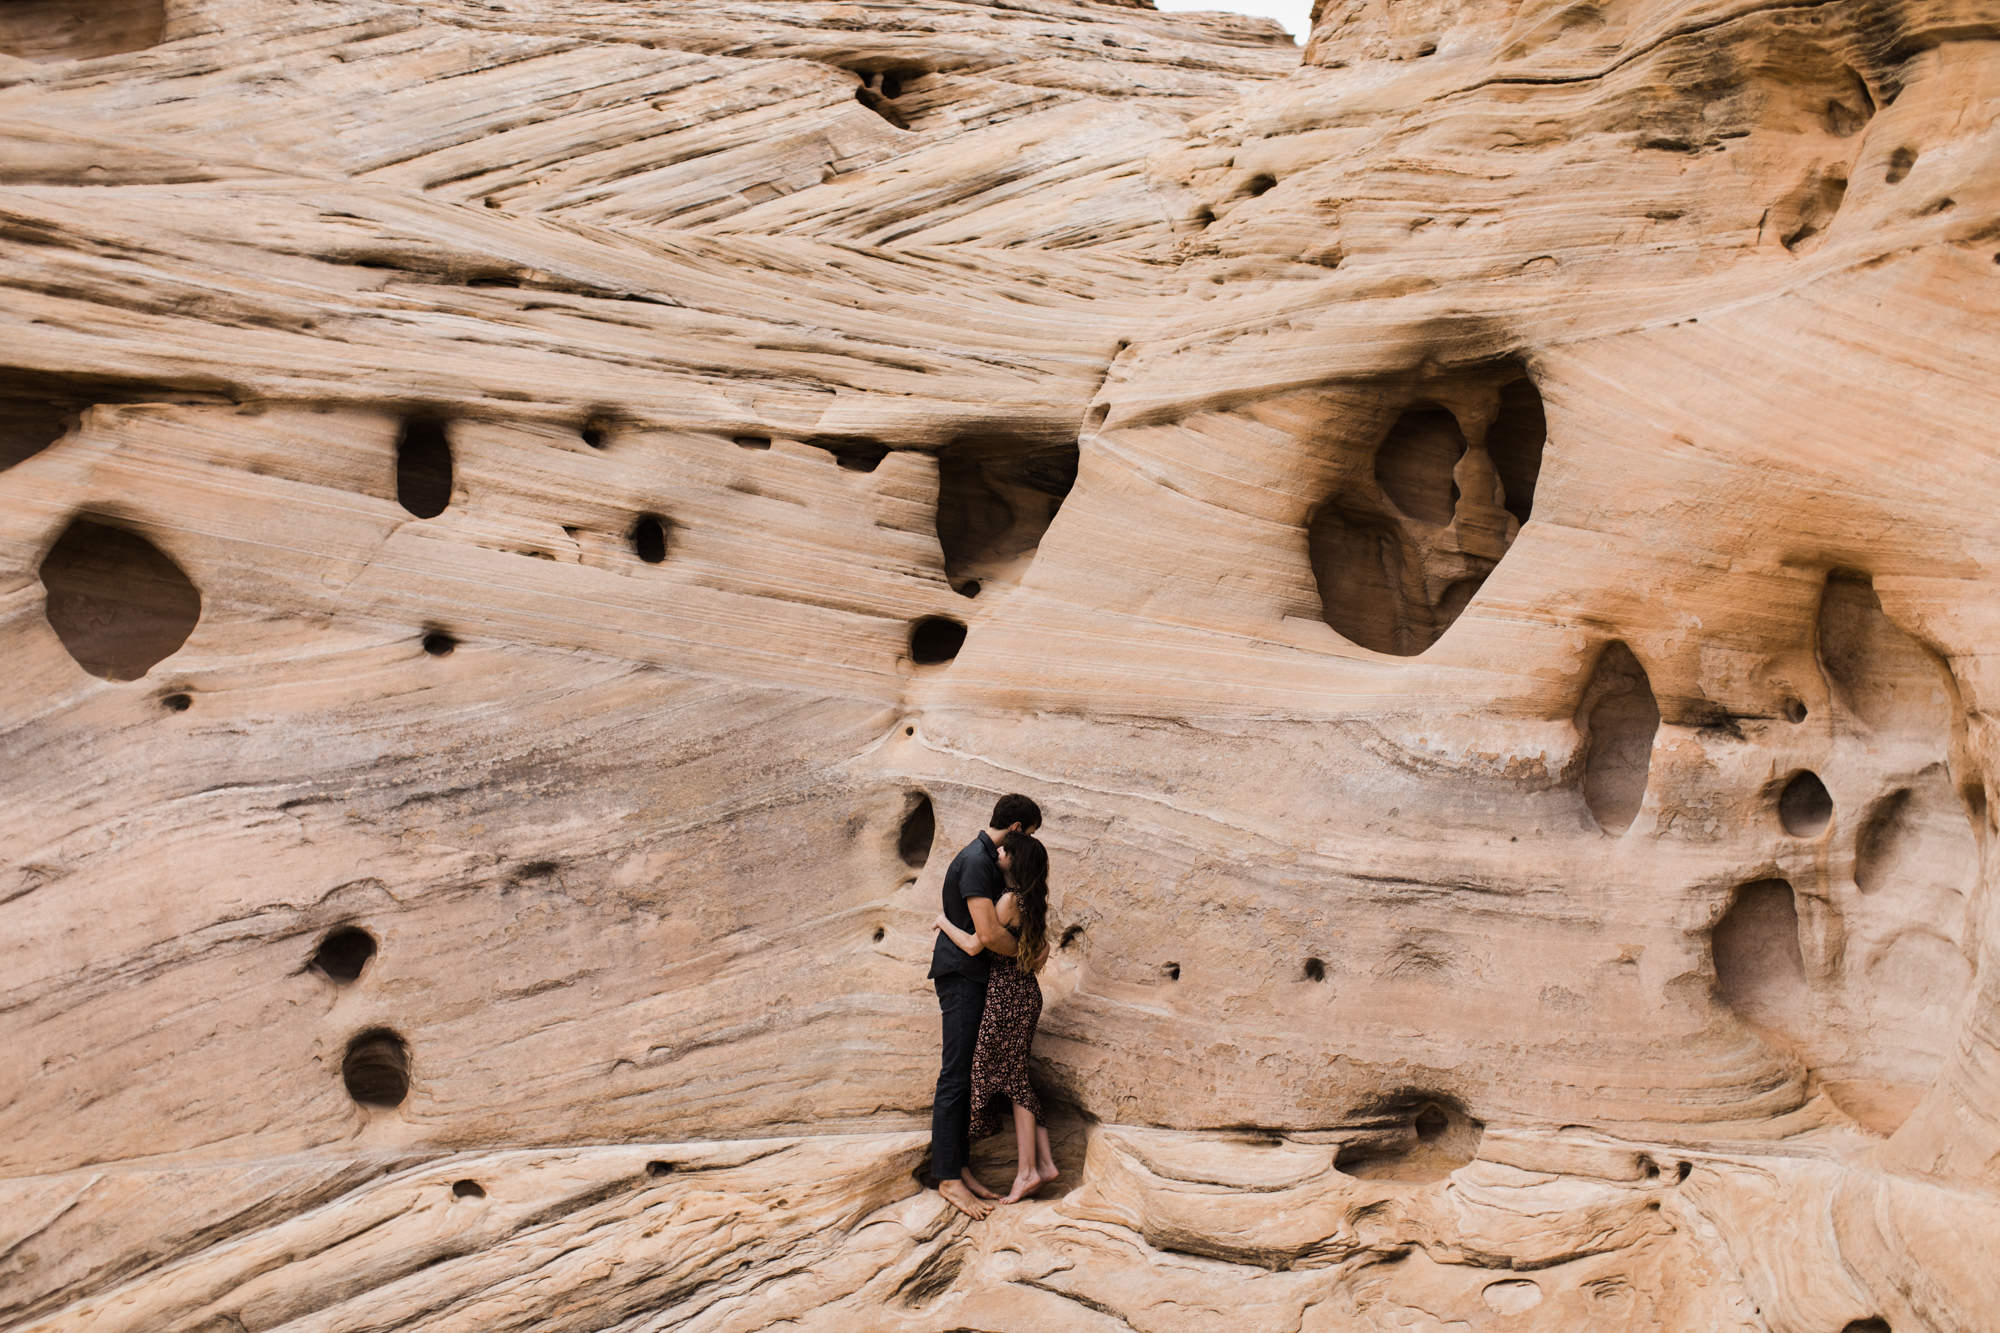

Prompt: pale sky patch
[{"left": 1150, "top": 0, "right": 1314, "bottom": 39}]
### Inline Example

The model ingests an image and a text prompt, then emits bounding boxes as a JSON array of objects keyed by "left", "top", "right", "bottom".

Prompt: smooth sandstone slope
[{"left": 1, "top": 0, "right": 1997, "bottom": 1329}]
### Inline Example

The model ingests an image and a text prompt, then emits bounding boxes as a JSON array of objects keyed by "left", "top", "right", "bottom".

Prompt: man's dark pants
[{"left": 930, "top": 973, "right": 987, "bottom": 1182}]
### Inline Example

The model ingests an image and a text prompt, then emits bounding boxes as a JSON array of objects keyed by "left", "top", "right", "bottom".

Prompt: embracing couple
[{"left": 926, "top": 793, "right": 1057, "bottom": 1220}]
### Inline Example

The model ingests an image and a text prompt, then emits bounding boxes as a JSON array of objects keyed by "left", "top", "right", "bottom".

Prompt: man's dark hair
[{"left": 990, "top": 793, "right": 1042, "bottom": 831}]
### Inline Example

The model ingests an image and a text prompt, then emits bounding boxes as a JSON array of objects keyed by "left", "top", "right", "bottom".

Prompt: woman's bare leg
[
  {"left": 960, "top": 1166, "right": 999, "bottom": 1200},
  {"left": 1002, "top": 1104, "right": 1041, "bottom": 1202},
  {"left": 1035, "top": 1125, "right": 1058, "bottom": 1186}
]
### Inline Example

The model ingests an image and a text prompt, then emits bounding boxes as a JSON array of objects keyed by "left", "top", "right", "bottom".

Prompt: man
[{"left": 928, "top": 792, "right": 1042, "bottom": 1220}]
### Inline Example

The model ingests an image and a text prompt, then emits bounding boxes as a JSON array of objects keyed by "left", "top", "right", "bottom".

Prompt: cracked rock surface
[{"left": 2, "top": 0, "right": 1998, "bottom": 1328}]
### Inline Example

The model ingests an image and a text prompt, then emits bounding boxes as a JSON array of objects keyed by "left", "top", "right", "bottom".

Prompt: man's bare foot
[
  {"left": 960, "top": 1168, "right": 1000, "bottom": 1201},
  {"left": 1001, "top": 1168, "right": 1042, "bottom": 1204},
  {"left": 938, "top": 1178, "right": 991, "bottom": 1220}
]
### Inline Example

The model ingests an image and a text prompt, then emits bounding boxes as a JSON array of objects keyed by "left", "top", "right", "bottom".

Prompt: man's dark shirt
[{"left": 927, "top": 831, "right": 1002, "bottom": 981}]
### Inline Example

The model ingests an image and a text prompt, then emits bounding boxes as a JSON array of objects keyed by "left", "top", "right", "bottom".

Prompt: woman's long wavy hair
[{"left": 1001, "top": 831, "right": 1051, "bottom": 974}]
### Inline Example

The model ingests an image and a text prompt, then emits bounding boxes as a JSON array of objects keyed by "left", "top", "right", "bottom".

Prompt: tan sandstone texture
[{"left": 3, "top": 0, "right": 2000, "bottom": 1328}]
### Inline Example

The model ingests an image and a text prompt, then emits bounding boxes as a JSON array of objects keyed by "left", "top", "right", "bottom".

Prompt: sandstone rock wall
[{"left": 3, "top": 0, "right": 1998, "bottom": 1329}]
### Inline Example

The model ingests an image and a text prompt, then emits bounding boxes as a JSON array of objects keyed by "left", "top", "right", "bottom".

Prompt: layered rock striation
[{"left": 3, "top": 0, "right": 1999, "bottom": 1328}]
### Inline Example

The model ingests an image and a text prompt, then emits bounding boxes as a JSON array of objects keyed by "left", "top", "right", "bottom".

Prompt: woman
[{"left": 934, "top": 830, "right": 1059, "bottom": 1204}]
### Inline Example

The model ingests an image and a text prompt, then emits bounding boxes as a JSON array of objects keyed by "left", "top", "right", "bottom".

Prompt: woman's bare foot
[
  {"left": 938, "top": 1178, "right": 992, "bottom": 1220},
  {"left": 1036, "top": 1158, "right": 1060, "bottom": 1188},
  {"left": 1001, "top": 1168, "right": 1042, "bottom": 1204},
  {"left": 960, "top": 1168, "right": 1000, "bottom": 1201}
]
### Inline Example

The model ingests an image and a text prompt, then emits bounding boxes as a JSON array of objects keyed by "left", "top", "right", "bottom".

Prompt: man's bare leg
[
  {"left": 1035, "top": 1125, "right": 1059, "bottom": 1187},
  {"left": 960, "top": 1166, "right": 1000, "bottom": 1200},
  {"left": 1001, "top": 1105, "right": 1041, "bottom": 1203},
  {"left": 938, "top": 1177, "right": 991, "bottom": 1220}
]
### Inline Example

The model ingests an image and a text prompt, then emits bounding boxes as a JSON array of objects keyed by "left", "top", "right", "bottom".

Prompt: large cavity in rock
[
  {"left": 936, "top": 439, "right": 1078, "bottom": 596},
  {"left": 1309, "top": 365, "right": 1545, "bottom": 655},
  {"left": 1576, "top": 641, "right": 1659, "bottom": 835},
  {"left": 39, "top": 517, "right": 202, "bottom": 681}
]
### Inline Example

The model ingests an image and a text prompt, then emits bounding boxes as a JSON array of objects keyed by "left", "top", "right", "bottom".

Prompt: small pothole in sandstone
[
  {"left": 1303, "top": 957, "right": 1326, "bottom": 981},
  {"left": 396, "top": 417, "right": 454, "bottom": 518},
  {"left": 451, "top": 1179, "right": 485, "bottom": 1200},
  {"left": 161, "top": 691, "right": 192, "bottom": 712},
  {"left": 1162, "top": 962, "right": 1181, "bottom": 981},
  {"left": 422, "top": 630, "right": 457, "bottom": 657},
  {"left": 580, "top": 415, "right": 612, "bottom": 450},
  {"left": 311, "top": 926, "right": 377, "bottom": 983},
  {"left": 631, "top": 514, "right": 669, "bottom": 564},
  {"left": 342, "top": 1029, "right": 411, "bottom": 1108},
  {"left": 910, "top": 616, "right": 966, "bottom": 665},
  {"left": 899, "top": 792, "right": 936, "bottom": 868},
  {"left": 1778, "top": 770, "right": 1832, "bottom": 836},
  {"left": 40, "top": 517, "right": 202, "bottom": 681},
  {"left": 645, "top": 1160, "right": 675, "bottom": 1178}
]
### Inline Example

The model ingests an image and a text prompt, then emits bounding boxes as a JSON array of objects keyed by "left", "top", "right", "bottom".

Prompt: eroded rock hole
[
  {"left": 161, "top": 691, "right": 192, "bottom": 712},
  {"left": 1784, "top": 697, "right": 1808, "bottom": 724},
  {"left": 645, "top": 1160, "right": 674, "bottom": 1177},
  {"left": 819, "top": 440, "right": 889, "bottom": 472},
  {"left": 631, "top": 514, "right": 668, "bottom": 564},
  {"left": 1780, "top": 169, "right": 1848, "bottom": 253},
  {"left": 396, "top": 418, "right": 454, "bottom": 518},
  {"left": 422, "top": 630, "right": 457, "bottom": 657},
  {"left": 734, "top": 435, "right": 772, "bottom": 450},
  {"left": 1576, "top": 642, "right": 1659, "bottom": 835},
  {"left": 341, "top": 1029, "right": 411, "bottom": 1108},
  {"left": 311, "top": 926, "right": 377, "bottom": 983},
  {"left": 852, "top": 81, "right": 910, "bottom": 130},
  {"left": 1304, "top": 957, "right": 1327, "bottom": 982},
  {"left": 1843, "top": 1320, "right": 1891, "bottom": 1333},
  {"left": 1334, "top": 1094, "right": 1482, "bottom": 1182},
  {"left": 1486, "top": 378, "right": 1546, "bottom": 527},
  {"left": 0, "top": 390, "right": 79, "bottom": 471},
  {"left": 40, "top": 518, "right": 202, "bottom": 681},
  {"left": 1311, "top": 367, "right": 1545, "bottom": 655},
  {"left": 910, "top": 616, "right": 966, "bottom": 665},
  {"left": 0, "top": 0, "right": 165, "bottom": 62},
  {"left": 451, "top": 1179, "right": 485, "bottom": 1199},
  {"left": 1779, "top": 771, "right": 1833, "bottom": 836},
  {"left": 1374, "top": 407, "right": 1464, "bottom": 524},
  {"left": 1244, "top": 173, "right": 1277, "bottom": 197},
  {"left": 899, "top": 792, "right": 936, "bottom": 869},
  {"left": 1060, "top": 925, "right": 1084, "bottom": 950},
  {"left": 1886, "top": 147, "right": 1916, "bottom": 183},
  {"left": 1163, "top": 962, "right": 1181, "bottom": 981},
  {"left": 872, "top": 926, "right": 886, "bottom": 942},
  {"left": 1712, "top": 879, "right": 1806, "bottom": 1034},
  {"left": 580, "top": 416, "right": 611, "bottom": 450},
  {"left": 937, "top": 440, "right": 1079, "bottom": 592}
]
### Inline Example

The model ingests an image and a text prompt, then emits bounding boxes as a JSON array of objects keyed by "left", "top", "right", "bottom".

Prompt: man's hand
[{"left": 967, "top": 896, "right": 1018, "bottom": 957}]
